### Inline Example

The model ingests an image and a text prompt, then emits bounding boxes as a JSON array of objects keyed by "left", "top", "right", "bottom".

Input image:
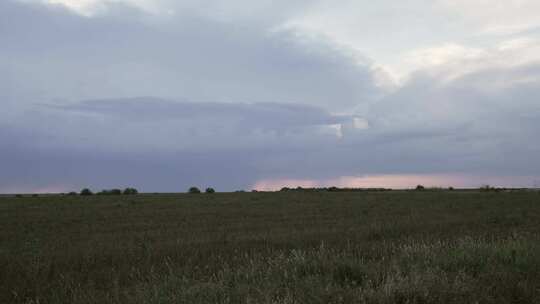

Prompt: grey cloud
[
  {"left": 47, "top": 97, "right": 349, "bottom": 127},
  {"left": 1, "top": 0, "right": 380, "bottom": 111},
  {"left": 2, "top": 83, "right": 540, "bottom": 192},
  {"left": 1, "top": 0, "right": 540, "bottom": 192},
  {"left": 358, "top": 62, "right": 540, "bottom": 176},
  {"left": 1, "top": 98, "right": 349, "bottom": 192}
]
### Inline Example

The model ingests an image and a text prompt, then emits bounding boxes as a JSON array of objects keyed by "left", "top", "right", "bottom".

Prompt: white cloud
[
  {"left": 405, "top": 43, "right": 486, "bottom": 70},
  {"left": 439, "top": 0, "right": 540, "bottom": 35}
]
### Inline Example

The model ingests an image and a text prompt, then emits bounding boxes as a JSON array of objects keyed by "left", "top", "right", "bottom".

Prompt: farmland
[{"left": 1, "top": 191, "right": 539, "bottom": 303}]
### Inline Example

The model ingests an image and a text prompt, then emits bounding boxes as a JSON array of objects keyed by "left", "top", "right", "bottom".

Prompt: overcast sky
[{"left": 2, "top": 0, "right": 540, "bottom": 192}]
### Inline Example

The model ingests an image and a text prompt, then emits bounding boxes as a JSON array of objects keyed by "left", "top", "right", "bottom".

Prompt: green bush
[
  {"left": 189, "top": 187, "right": 201, "bottom": 194},
  {"left": 98, "top": 189, "right": 122, "bottom": 195},
  {"left": 80, "top": 188, "right": 93, "bottom": 196},
  {"left": 205, "top": 188, "right": 216, "bottom": 194},
  {"left": 123, "top": 188, "right": 139, "bottom": 195}
]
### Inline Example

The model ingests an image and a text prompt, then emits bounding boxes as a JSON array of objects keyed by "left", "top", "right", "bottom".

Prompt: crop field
[{"left": 1, "top": 191, "right": 539, "bottom": 303}]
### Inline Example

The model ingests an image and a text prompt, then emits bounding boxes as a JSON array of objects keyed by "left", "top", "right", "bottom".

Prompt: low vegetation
[
  {"left": 189, "top": 187, "right": 202, "bottom": 194},
  {"left": 1, "top": 191, "right": 539, "bottom": 303}
]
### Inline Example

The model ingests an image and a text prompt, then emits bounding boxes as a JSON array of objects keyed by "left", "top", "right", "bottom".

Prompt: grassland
[{"left": 1, "top": 191, "right": 539, "bottom": 303}]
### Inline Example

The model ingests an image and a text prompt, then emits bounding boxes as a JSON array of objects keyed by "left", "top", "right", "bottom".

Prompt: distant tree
[
  {"left": 189, "top": 187, "right": 201, "bottom": 194},
  {"left": 80, "top": 188, "right": 93, "bottom": 196},
  {"left": 205, "top": 187, "right": 215, "bottom": 194},
  {"left": 15, "top": 194, "right": 23, "bottom": 198},
  {"left": 110, "top": 189, "right": 122, "bottom": 195},
  {"left": 32, "top": 194, "right": 39, "bottom": 197},
  {"left": 480, "top": 185, "right": 493, "bottom": 192},
  {"left": 416, "top": 185, "right": 425, "bottom": 191},
  {"left": 68, "top": 192, "right": 78, "bottom": 196},
  {"left": 123, "top": 188, "right": 138, "bottom": 195},
  {"left": 328, "top": 186, "right": 340, "bottom": 192},
  {"left": 449, "top": 187, "right": 455, "bottom": 191},
  {"left": 280, "top": 187, "right": 290, "bottom": 192},
  {"left": 98, "top": 189, "right": 122, "bottom": 195}
]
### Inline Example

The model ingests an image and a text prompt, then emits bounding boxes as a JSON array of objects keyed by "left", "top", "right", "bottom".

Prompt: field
[{"left": 1, "top": 191, "right": 540, "bottom": 303}]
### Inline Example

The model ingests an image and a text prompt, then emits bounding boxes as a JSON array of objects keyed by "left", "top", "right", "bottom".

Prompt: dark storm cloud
[
  {"left": 2, "top": 80, "right": 540, "bottom": 192},
  {"left": 47, "top": 97, "right": 349, "bottom": 128},
  {"left": 1, "top": 98, "right": 351, "bottom": 192},
  {"left": 1, "top": 0, "right": 540, "bottom": 192}
]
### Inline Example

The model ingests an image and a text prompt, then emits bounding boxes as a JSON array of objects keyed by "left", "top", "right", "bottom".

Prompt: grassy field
[{"left": 1, "top": 191, "right": 539, "bottom": 303}]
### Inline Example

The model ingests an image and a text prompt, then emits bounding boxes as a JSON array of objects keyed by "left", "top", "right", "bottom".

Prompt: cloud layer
[{"left": 1, "top": 0, "right": 540, "bottom": 192}]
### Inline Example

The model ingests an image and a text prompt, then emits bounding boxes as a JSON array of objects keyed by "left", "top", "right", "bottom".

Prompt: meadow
[{"left": 1, "top": 190, "right": 539, "bottom": 303}]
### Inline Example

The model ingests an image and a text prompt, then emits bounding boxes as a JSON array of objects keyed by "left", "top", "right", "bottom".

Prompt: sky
[{"left": 2, "top": 0, "right": 540, "bottom": 192}]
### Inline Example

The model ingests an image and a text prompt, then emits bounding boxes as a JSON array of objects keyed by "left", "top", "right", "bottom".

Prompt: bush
[
  {"left": 123, "top": 188, "right": 138, "bottom": 195},
  {"left": 480, "top": 185, "right": 497, "bottom": 192},
  {"left": 67, "top": 192, "right": 78, "bottom": 196},
  {"left": 80, "top": 188, "right": 93, "bottom": 196},
  {"left": 205, "top": 188, "right": 215, "bottom": 194},
  {"left": 416, "top": 185, "right": 425, "bottom": 191},
  {"left": 98, "top": 189, "right": 122, "bottom": 195},
  {"left": 15, "top": 194, "right": 23, "bottom": 198},
  {"left": 110, "top": 189, "right": 122, "bottom": 195},
  {"left": 188, "top": 187, "right": 201, "bottom": 194}
]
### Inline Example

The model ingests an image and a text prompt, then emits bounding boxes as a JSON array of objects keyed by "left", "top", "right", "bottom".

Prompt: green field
[{"left": 1, "top": 191, "right": 539, "bottom": 303}]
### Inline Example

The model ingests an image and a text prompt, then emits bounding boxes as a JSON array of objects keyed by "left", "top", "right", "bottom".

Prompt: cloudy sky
[{"left": 2, "top": 0, "right": 540, "bottom": 192}]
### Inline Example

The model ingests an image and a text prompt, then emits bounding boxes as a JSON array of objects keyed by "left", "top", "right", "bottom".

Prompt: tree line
[
  {"left": 75, "top": 186, "right": 216, "bottom": 196},
  {"left": 78, "top": 188, "right": 139, "bottom": 196}
]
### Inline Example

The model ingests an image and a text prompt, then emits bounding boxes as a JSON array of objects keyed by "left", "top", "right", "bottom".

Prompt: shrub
[
  {"left": 67, "top": 192, "right": 78, "bottom": 196},
  {"left": 416, "top": 185, "right": 425, "bottom": 191},
  {"left": 205, "top": 188, "right": 215, "bottom": 194},
  {"left": 123, "top": 188, "right": 138, "bottom": 195},
  {"left": 15, "top": 194, "right": 23, "bottom": 198},
  {"left": 110, "top": 189, "right": 122, "bottom": 195},
  {"left": 480, "top": 185, "right": 496, "bottom": 192},
  {"left": 80, "top": 188, "right": 93, "bottom": 196},
  {"left": 188, "top": 187, "right": 201, "bottom": 194},
  {"left": 328, "top": 186, "right": 340, "bottom": 192},
  {"left": 98, "top": 189, "right": 122, "bottom": 195}
]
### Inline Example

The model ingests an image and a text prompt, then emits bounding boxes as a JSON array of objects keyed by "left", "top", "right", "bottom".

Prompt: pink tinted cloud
[{"left": 252, "top": 174, "right": 539, "bottom": 191}]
